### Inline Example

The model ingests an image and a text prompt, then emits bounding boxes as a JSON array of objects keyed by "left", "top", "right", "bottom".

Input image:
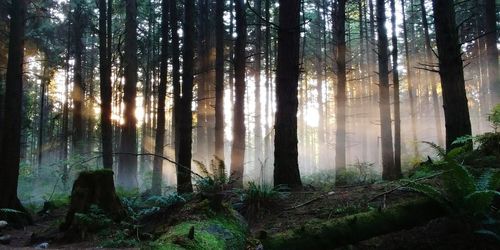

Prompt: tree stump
[{"left": 60, "top": 170, "right": 126, "bottom": 232}]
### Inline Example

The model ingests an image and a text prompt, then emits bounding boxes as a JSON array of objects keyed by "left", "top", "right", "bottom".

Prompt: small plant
[
  {"left": 236, "top": 182, "right": 288, "bottom": 220},
  {"left": 73, "top": 205, "right": 112, "bottom": 239},
  {"left": 404, "top": 141, "right": 500, "bottom": 240},
  {"left": 488, "top": 104, "right": 500, "bottom": 132},
  {"left": 194, "top": 157, "right": 234, "bottom": 210}
]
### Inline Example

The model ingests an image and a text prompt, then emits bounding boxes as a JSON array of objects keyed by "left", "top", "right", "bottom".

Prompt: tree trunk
[
  {"left": 390, "top": 0, "right": 402, "bottom": 177},
  {"left": 99, "top": 0, "right": 113, "bottom": 169},
  {"left": 231, "top": 0, "right": 247, "bottom": 188},
  {"left": 274, "top": 0, "right": 302, "bottom": 188},
  {"left": 0, "top": 0, "right": 30, "bottom": 219},
  {"left": 254, "top": 0, "right": 262, "bottom": 174},
  {"left": 215, "top": 0, "right": 225, "bottom": 161},
  {"left": 72, "top": 0, "right": 85, "bottom": 155},
  {"left": 420, "top": 0, "right": 444, "bottom": 147},
  {"left": 152, "top": 0, "right": 170, "bottom": 196},
  {"left": 432, "top": 0, "right": 472, "bottom": 149},
  {"left": 376, "top": 0, "right": 396, "bottom": 180},
  {"left": 335, "top": 0, "right": 347, "bottom": 174},
  {"left": 484, "top": 0, "right": 499, "bottom": 99},
  {"left": 170, "top": 0, "right": 181, "bottom": 159},
  {"left": 118, "top": 0, "right": 139, "bottom": 189},
  {"left": 177, "top": 0, "right": 195, "bottom": 193},
  {"left": 401, "top": 0, "right": 419, "bottom": 157}
]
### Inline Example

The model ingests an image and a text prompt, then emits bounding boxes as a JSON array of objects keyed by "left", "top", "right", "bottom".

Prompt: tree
[
  {"left": 98, "top": 0, "right": 113, "bottom": 169},
  {"left": 170, "top": 0, "right": 180, "bottom": 153},
  {"left": 71, "top": 0, "right": 86, "bottom": 154},
  {"left": 230, "top": 0, "right": 247, "bottom": 188},
  {"left": 254, "top": 0, "right": 262, "bottom": 172},
  {"left": 432, "top": 0, "right": 471, "bottom": 149},
  {"left": 0, "top": 0, "right": 30, "bottom": 215},
  {"left": 274, "top": 0, "right": 302, "bottom": 188},
  {"left": 390, "top": 0, "right": 402, "bottom": 177},
  {"left": 118, "top": 0, "right": 139, "bottom": 189},
  {"left": 484, "top": 0, "right": 498, "bottom": 97},
  {"left": 152, "top": 0, "right": 169, "bottom": 195},
  {"left": 334, "top": 0, "right": 347, "bottom": 174},
  {"left": 376, "top": 0, "right": 396, "bottom": 180},
  {"left": 214, "top": 0, "right": 224, "bottom": 160},
  {"left": 177, "top": 0, "right": 195, "bottom": 193}
]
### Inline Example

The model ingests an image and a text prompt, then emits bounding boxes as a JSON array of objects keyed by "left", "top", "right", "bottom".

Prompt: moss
[
  {"left": 153, "top": 204, "right": 247, "bottom": 250},
  {"left": 263, "top": 198, "right": 445, "bottom": 250}
]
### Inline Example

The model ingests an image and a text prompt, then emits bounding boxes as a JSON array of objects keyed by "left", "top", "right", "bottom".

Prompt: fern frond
[
  {"left": 464, "top": 190, "right": 500, "bottom": 214},
  {"left": 402, "top": 180, "right": 450, "bottom": 211},
  {"left": 422, "top": 141, "right": 447, "bottom": 158}
]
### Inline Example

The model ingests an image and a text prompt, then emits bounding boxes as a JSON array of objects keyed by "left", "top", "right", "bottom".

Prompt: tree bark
[
  {"left": 390, "top": 0, "right": 402, "bottom": 177},
  {"left": 231, "top": 0, "right": 247, "bottom": 188},
  {"left": 0, "top": 0, "right": 30, "bottom": 218},
  {"left": 335, "top": 0, "right": 347, "bottom": 174},
  {"left": 215, "top": 0, "right": 225, "bottom": 161},
  {"left": 432, "top": 0, "right": 472, "bottom": 149},
  {"left": 274, "top": 0, "right": 302, "bottom": 188},
  {"left": 99, "top": 0, "right": 113, "bottom": 169},
  {"left": 376, "top": 0, "right": 396, "bottom": 180},
  {"left": 118, "top": 0, "right": 139, "bottom": 189},
  {"left": 170, "top": 0, "right": 180, "bottom": 158},
  {"left": 177, "top": 0, "right": 195, "bottom": 193},
  {"left": 152, "top": 0, "right": 170, "bottom": 196},
  {"left": 72, "top": 0, "right": 85, "bottom": 154},
  {"left": 484, "top": 0, "right": 499, "bottom": 98}
]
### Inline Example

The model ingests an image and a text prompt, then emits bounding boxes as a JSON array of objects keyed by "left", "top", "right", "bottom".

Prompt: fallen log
[{"left": 262, "top": 198, "right": 445, "bottom": 249}]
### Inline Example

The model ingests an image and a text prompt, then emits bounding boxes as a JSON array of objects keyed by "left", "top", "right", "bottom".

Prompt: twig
[{"left": 284, "top": 191, "right": 335, "bottom": 211}]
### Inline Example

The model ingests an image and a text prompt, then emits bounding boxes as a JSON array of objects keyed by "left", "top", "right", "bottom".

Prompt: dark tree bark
[
  {"left": 401, "top": 0, "right": 418, "bottom": 157},
  {"left": 484, "top": 0, "right": 498, "bottom": 97},
  {"left": 390, "top": 0, "right": 402, "bottom": 177},
  {"left": 99, "top": 0, "right": 113, "bottom": 169},
  {"left": 196, "top": 0, "right": 209, "bottom": 162},
  {"left": 152, "top": 0, "right": 170, "bottom": 195},
  {"left": 420, "top": 0, "right": 444, "bottom": 147},
  {"left": 215, "top": 0, "right": 225, "bottom": 160},
  {"left": 254, "top": 0, "right": 262, "bottom": 172},
  {"left": 72, "top": 0, "right": 85, "bottom": 154},
  {"left": 0, "top": 0, "right": 30, "bottom": 217},
  {"left": 231, "top": 0, "right": 246, "bottom": 188},
  {"left": 376, "top": 0, "right": 396, "bottom": 180},
  {"left": 335, "top": 0, "right": 347, "bottom": 174},
  {"left": 177, "top": 0, "right": 195, "bottom": 193},
  {"left": 432, "top": 0, "right": 472, "bottom": 149},
  {"left": 170, "top": 0, "right": 180, "bottom": 155},
  {"left": 274, "top": 0, "right": 302, "bottom": 188},
  {"left": 118, "top": 0, "right": 139, "bottom": 189}
]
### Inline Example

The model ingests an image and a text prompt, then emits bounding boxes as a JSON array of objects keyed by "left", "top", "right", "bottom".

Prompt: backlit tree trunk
[
  {"left": 274, "top": 0, "right": 302, "bottom": 188},
  {"left": 215, "top": 0, "right": 225, "bottom": 160},
  {"left": 432, "top": 0, "right": 472, "bottom": 149},
  {"left": 335, "top": 0, "right": 347, "bottom": 174}
]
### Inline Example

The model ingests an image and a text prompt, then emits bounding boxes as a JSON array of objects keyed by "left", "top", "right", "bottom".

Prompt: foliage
[
  {"left": 235, "top": 182, "right": 288, "bottom": 220},
  {"left": 73, "top": 205, "right": 112, "bottom": 238},
  {"left": 404, "top": 141, "right": 500, "bottom": 240},
  {"left": 336, "top": 161, "right": 379, "bottom": 186},
  {"left": 488, "top": 104, "right": 500, "bottom": 132},
  {"left": 194, "top": 157, "right": 234, "bottom": 210}
]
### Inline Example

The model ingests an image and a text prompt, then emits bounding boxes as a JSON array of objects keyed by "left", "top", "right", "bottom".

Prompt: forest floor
[{"left": 0, "top": 182, "right": 497, "bottom": 249}]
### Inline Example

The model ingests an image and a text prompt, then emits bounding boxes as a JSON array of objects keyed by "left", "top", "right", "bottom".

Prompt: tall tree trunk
[
  {"left": 72, "top": 0, "right": 85, "bottom": 154},
  {"left": 99, "top": 0, "right": 113, "bottom": 169},
  {"left": 254, "top": 0, "right": 262, "bottom": 173},
  {"left": 274, "top": 0, "right": 302, "bottom": 188},
  {"left": 484, "top": 0, "right": 499, "bottom": 98},
  {"left": 118, "top": 0, "right": 139, "bottom": 189},
  {"left": 420, "top": 0, "right": 444, "bottom": 147},
  {"left": 334, "top": 0, "right": 347, "bottom": 174},
  {"left": 170, "top": 0, "right": 180, "bottom": 157},
  {"left": 264, "top": 0, "right": 271, "bottom": 167},
  {"left": 152, "top": 0, "right": 170, "bottom": 195},
  {"left": 401, "top": 0, "right": 418, "bottom": 157},
  {"left": 432, "top": 0, "right": 472, "bottom": 149},
  {"left": 38, "top": 61, "right": 48, "bottom": 171},
  {"left": 376, "top": 0, "right": 396, "bottom": 180},
  {"left": 390, "top": 0, "right": 402, "bottom": 177},
  {"left": 196, "top": 0, "right": 209, "bottom": 162},
  {"left": 231, "top": 0, "right": 246, "bottom": 188},
  {"left": 215, "top": 0, "right": 225, "bottom": 160},
  {"left": 0, "top": 0, "right": 29, "bottom": 214},
  {"left": 177, "top": 0, "right": 195, "bottom": 193}
]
